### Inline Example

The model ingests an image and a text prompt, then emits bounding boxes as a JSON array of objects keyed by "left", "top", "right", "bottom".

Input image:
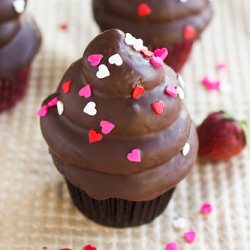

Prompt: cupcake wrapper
[
  {"left": 66, "top": 179, "right": 175, "bottom": 228},
  {"left": 0, "top": 64, "right": 31, "bottom": 113},
  {"left": 165, "top": 40, "right": 194, "bottom": 72}
]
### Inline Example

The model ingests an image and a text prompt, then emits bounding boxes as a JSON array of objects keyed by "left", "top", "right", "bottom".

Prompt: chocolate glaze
[
  {"left": 93, "top": 0, "right": 213, "bottom": 47},
  {"left": 0, "top": 0, "right": 41, "bottom": 78},
  {"left": 40, "top": 29, "right": 198, "bottom": 201}
]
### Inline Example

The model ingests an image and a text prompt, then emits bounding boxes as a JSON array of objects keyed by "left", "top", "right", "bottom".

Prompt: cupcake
[
  {"left": 92, "top": 0, "right": 213, "bottom": 72},
  {"left": 39, "top": 29, "right": 198, "bottom": 227},
  {"left": 0, "top": 0, "right": 41, "bottom": 112}
]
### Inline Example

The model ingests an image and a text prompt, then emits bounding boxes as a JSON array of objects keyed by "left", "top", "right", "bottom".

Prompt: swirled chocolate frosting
[
  {"left": 0, "top": 0, "right": 41, "bottom": 78},
  {"left": 92, "top": 0, "right": 213, "bottom": 47},
  {"left": 40, "top": 29, "right": 198, "bottom": 201}
]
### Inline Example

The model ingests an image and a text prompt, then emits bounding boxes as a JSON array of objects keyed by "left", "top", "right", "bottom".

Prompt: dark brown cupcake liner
[{"left": 66, "top": 179, "right": 175, "bottom": 228}]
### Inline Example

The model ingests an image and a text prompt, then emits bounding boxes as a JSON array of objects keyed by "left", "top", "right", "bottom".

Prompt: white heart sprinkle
[
  {"left": 176, "top": 86, "right": 185, "bottom": 100},
  {"left": 57, "top": 101, "right": 64, "bottom": 116},
  {"left": 182, "top": 143, "right": 190, "bottom": 156},
  {"left": 108, "top": 53, "right": 123, "bottom": 66},
  {"left": 12, "top": 0, "right": 26, "bottom": 14},
  {"left": 83, "top": 101, "right": 97, "bottom": 116},
  {"left": 172, "top": 217, "right": 187, "bottom": 230},
  {"left": 125, "top": 33, "right": 136, "bottom": 46},
  {"left": 96, "top": 64, "right": 110, "bottom": 79},
  {"left": 133, "top": 39, "right": 144, "bottom": 51},
  {"left": 177, "top": 74, "right": 186, "bottom": 88}
]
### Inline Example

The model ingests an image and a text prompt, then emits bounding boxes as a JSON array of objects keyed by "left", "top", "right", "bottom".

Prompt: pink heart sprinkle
[
  {"left": 154, "top": 48, "right": 168, "bottom": 61},
  {"left": 48, "top": 97, "right": 58, "bottom": 107},
  {"left": 88, "top": 54, "right": 103, "bottom": 67},
  {"left": 150, "top": 56, "right": 164, "bottom": 69},
  {"left": 79, "top": 84, "right": 92, "bottom": 98},
  {"left": 37, "top": 105, "right": 48, "bottom": 117},
  {"left": 165, "top": 242, "right": 179, "bottom": 250},
  {"left": 216, "top": 62, "right": 229, "bottom": 71},
  {"left": 200, "top": 203, "right": 213, "bottom": 215},
  {"left": 127, "top": 149, "right": 141, "bottom": 163},
  {"left": 201, "top": 76, "right": 220, "bottom": 91},
  {"left": 165, "top": 84, "right": 178, "bottom": 97},
  {"left": 183, "top": 231, "right": 196, "bottom": 243},
  {"left": 100, "top": 120, "right": 115, "bottom": 135}
]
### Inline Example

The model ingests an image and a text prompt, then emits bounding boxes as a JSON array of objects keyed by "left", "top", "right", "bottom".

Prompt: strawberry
[{"left": 197, "top": 111, "right": 249, "bottom": 161}]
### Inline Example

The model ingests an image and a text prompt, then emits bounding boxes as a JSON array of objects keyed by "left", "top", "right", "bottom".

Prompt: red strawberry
[{"left": 197, "top": 111, "right": 248, "bottom": 161}]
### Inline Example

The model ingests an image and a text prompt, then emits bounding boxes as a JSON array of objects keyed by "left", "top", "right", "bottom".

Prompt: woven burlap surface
[{"left": 0, "top": 0, "right": 250, "bottom": 249}]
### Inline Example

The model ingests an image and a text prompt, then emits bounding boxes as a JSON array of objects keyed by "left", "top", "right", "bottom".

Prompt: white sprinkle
[
  {"left": 182, "top": 143, "right": 191, "bottom": 156},
  {"left": 108, "top": 53, "right": 123, "bottom": 66},
  {"left": 12, "top": 0, "right": 26, "bottom": 14},
  {"left": 125, "top": 33, "right": 136, "bottom": 46},
  {"left": 172, "top": 217, "right": 187, "bottom": 230},
  {"left": 96, "top": 64, "right": 110, "bottom": 79},
  {"left": 177, "top": 74, "right": 186, "bottom": 88},
  {"left": 83, "top": 101, "right": 97, "bottom": 116},
  {"left": 57, "top": 101, "right": 64, "bottom": 116},
  {"left": 176, "top": 86, "right": 185, "bottom": 100},
  {"left": 133, "top": 39, "right": 144, "bottom": 51}
]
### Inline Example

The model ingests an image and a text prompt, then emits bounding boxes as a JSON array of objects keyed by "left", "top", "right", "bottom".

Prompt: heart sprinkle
[
  {"left": 150, "top": 56, "right": 164, "bottom": 69},
  {"left": 84, "top": 245, "right": 97, "bottom": 250},
  {"left": 183, "top": 230, "right": 196, "bottom": 243},
  {"left": 61, "top": 80, "right": 72, "bottom": 94},
  {"left": 152, "top": 101, "right": 165, "bottom": 115},
  {"left": 165, "top": 242, "right": 179, "bottom": 250},
  {"left": 37, "top": 105, "right": 48, "bottom": 117},
  {"left": 216, "top": 62, "right": 229, "bottom": 71},
  {"left": 108, "top": 53, "right": 123, "bottom": 66},
  {"left": 165, "top": 84, "right": 178, "bottom": 97},
  {"left": 59, "top": 22, "right": 69, "bottom": 31},
  {"left": 176, "top": 86, "right": 185, "bottom": 100},
  {"left": 200, "top": 203, "right": 213, "bottom": 215},
  {"left": 154, "top": 48, "right": 168, "bottom": 61},
  {"left": 127, "top": 149, "right": 141, "bottom": 163},
  {"left": 177, "top": 74, "right": 186, "bottom": 88},
  {"left": 125, "top": 33, "right": 136, "bottom": 46},
  {"left": 100, "top": 120, "right": 115, "bottom": 135},
  {"left": 89, "top": 130, "right": 103, "bottom": 144},
  {"left": 181, "top": 142, "right": 190, "bottom": 156},
  {"left": 79, "top": 84, "right": 92, "bottom": 98},
  {"left": 96, "top": 64, "right": 110, "bottom": 79},
  {"left": 140, "top": 49, "right": 153, "bottom": 58},
  {"left": 57, "top": 101, "right": 64, "bottom": 116},
  {"left": 48, "top": 97, "right": 58, "bottom": 107},
  {"left": 183, "top": 25, "right": 197, "bottom": 40},
  {"left": 201, "top": 76, "right": 221, "bottom": 91},
  {"left": 88, "top": 54, "right": 103, "bottom": 67},
  {"left": 172, "top": 217, "right": 187, "bottom": 230},
  {"left": 133, "top": 38, "right": 145, "bottom": 51},
  {"left": 138, "top": 3, "right": 152, "bottom": 17},
  {"left": 12, "top": 0, "right": 26, "bottom": 14},
  {"left": 83, "top": 101, "right": 97, "bottom": 116},
  {"left": 132, "top": 85, "right": 145, "bottom": 99}
]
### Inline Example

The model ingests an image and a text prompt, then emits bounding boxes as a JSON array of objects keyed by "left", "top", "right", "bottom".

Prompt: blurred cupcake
[
  {"left": 92, "top": 0, "right": 213, "bottom": 72},
  {"left": 39, "top": 29, "right": 198, "bottom": 227},
  {"left": 0, "top": 0, "right": 41, "bottom": 113}
]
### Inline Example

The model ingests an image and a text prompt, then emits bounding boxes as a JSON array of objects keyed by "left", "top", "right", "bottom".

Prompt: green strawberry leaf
[{"left": 240, "top": 120, "right": 250, "bottom": 147}]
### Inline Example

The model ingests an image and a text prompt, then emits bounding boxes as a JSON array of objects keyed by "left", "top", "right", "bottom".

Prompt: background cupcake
[
  {"left": 39, "top": 29, "right": 198, "bottom": 228},
  {"left": 0, "top": 0, "right": 41, "bottom": 113},
  {"left": 92, "top": 0, "right": 213, "bottom": 72}
]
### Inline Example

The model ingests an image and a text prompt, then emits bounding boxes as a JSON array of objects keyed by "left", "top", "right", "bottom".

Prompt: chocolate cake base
[{"left": 66, "top": 179, "right": 175, "bottom": 228}]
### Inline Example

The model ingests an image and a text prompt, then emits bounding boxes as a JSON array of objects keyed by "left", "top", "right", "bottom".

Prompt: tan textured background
[{"left": 0, "top": 0, "right": 250, "bottom": 249}]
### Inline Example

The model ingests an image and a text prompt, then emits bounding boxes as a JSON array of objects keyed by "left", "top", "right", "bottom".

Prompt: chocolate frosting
[
  {"left": 40, "top": 29, "right": 198, "bottom": 201},
  {"left": 92, "top": 0, "right": 213, "bottom": 47},
  {"left": 0, "top": 0, "right": 41, "bottom": 78}
]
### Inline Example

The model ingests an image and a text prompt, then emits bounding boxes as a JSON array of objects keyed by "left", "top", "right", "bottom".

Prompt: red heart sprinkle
[
  {"left": 132, "top": 85, "right": 145, "bottom": 99},
  {"left": 61, "top": 80, "right": 72, "bottom": 94},
  {"left": 89, "top": 130, "right": 103, "bottom": 144},
  {"left": 140, "top": 49, "right": 153, "bottom": 58},
  {"left": 83, "top": 245, "right": 97, "bottom": 250},
  {"left": 152, "top": 101, "right": 165, "bottom": 115},
  {"left": 59, "top": 22, "right": 69, "bottom": 31},
  {"left": 138, "top": 3, "right": 152, "bottom": 17},
  {"left": 183, "top": 25, "right": 197, "bottom": 40}
]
